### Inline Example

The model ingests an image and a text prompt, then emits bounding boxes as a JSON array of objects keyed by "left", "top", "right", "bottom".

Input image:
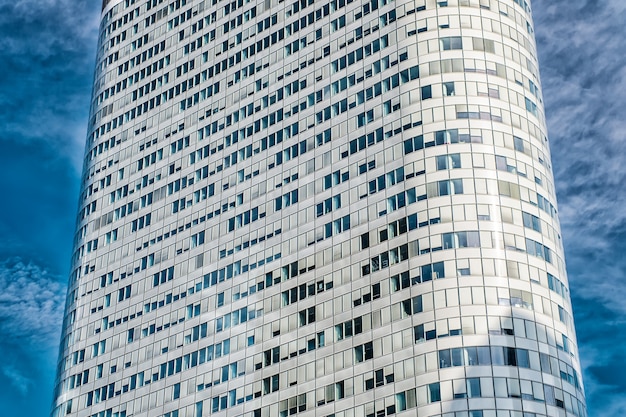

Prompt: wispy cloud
[
  {"left": 0, "top": 258, "right": 66, "bottom": 351},
  {"left": 0, "top": 258, "right": 66, "bottom": 414},
  {"left": 0, "top": 0, "right": 100, "bottom": 171},
  {"left": 534, "top": 0, "right": 626, "bottom": 314},
  {"left": 2, "top": 366, "right": 32, "bottom": 395},
  {"left": 572, "top": 294, "right": 626, "bottom": 417},
  {"left": 0, "top": 0, "right": 100, "bottom": 272},
  {"left": 533, "top": 1, "right": 626, "bottom": 416},
  {"left": 534, "top": 1, "right": 626, "bottom": 237},
  {"left": 0, "top": 0, "right": 98, "bottom": 54}
]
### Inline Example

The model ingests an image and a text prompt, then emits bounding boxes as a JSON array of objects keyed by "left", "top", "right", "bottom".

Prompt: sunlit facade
[{"left": 51, "top": 0, "right": 587, "bottom": 416}]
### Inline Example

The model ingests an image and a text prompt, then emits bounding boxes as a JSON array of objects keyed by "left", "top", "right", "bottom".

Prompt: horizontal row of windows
[
  {"left": 68, "top": 290, "right": 576, "bottom": 407},
  {"left": 74, "top": 174, "right": 561, "bottom": 322},
  {"left": 91, "top": 21, "right": 390, "bottom": 140},
  {"left": 438, "top": 345, "right": 582, "bottom": 389},
  {"left": 76, "top": 173, "right": 564, "bottom": 324}
]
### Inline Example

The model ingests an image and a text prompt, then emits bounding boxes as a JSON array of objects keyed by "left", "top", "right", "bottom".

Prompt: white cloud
[
  {"left": 0, "top": 259, "right": 66, "bottom": 350},
  {"left": 533, "top": 2, "right": 626, "bottom": 415},
  {"left": 0, "top": 0, "right": 100, "bottom": 172},
  {"left": 0, "top": 0, "right": 100, "bottom": 53},
  {"left": 533, "top": 0, "right": 626, "bottom": 303},
  {"left": 0, "top": 259, "right": 66, "bottom": 397},
  {"left": 1, "top": 365, "right": 32, "bottom": 395}
]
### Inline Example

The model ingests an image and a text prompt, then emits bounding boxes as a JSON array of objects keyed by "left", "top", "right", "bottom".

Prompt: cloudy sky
[{"left": 0, "top": 0, "right": 624, "bottom": 415}]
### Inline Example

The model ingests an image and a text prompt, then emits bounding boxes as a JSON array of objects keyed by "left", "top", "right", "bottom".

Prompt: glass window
[
  {"left": 441, "top": 36, "right": 462, "bottom": 50},
  {"left": 439, "top": 349, "right": 451, "bottom": 368},
  {"left": 428, "top": 382, "right": 441, "bottom": 402},
  {"left": 421, "top": 85, "right": 432, "bottom": 100},
  {"left": 467, "top": 378, "right": 481, "bottom": 397}
]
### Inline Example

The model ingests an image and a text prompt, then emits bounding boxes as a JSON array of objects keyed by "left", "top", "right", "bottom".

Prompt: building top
[{"left": 102, "top": 0, "right": 122, "bottom": 12}]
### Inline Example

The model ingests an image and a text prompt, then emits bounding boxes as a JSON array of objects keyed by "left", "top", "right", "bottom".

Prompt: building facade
[{"left": 51, "top": 1, "right": 587, "bottom": 417}]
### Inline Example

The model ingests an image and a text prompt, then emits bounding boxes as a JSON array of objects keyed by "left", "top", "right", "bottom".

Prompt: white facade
[{"left": 51, "top": 1, "right": 587, "bottom": 417}]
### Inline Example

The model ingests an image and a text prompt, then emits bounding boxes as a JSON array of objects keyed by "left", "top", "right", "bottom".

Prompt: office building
[{"left": 51, "top": 0, "right": 587, "bottom": 416}]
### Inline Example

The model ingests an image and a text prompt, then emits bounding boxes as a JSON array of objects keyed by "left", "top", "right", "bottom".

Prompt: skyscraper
[{"left": 51, "top": 0, "right": 587, "bottom": 416}]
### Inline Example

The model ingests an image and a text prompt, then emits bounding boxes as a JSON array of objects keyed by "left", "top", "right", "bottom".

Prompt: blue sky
[{"left": 0, "top": 0, "right": 624, "bottom": 415}]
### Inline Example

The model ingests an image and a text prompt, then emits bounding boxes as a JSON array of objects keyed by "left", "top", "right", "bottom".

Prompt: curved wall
[{"left": 51, "top": 1, "right": 586, "bottom": 417}]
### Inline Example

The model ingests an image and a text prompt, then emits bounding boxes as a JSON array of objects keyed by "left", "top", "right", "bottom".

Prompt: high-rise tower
[{"left": 51, "top": 1, "right": 587, "bottom": 416}]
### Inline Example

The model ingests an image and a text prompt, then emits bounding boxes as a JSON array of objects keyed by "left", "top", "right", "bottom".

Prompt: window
[
  {"left": 191, "top": 231, "right": 205, "bottom": 247},
  {"left": 514, "top": 136, "right": 526, "bottom": 152},
  {"left": 316, "top": 194, "right": 341, "bottom": 217},
  {"left": 357, "top": 109, "right": 374, "bottom": 127},
  {"left": 436, "top": 154, "right": 461, "bottom": 170},
  {"left": 361, "top": 233, "right": 370, "bottom": 249},
  {"left": 517, "top": 348, "right": 531, "bottom": 368},
  {"left": 421, "top": 262, "right": 445, "bottom": 281},
  {"left": 526, "top": 97, "right": 538, "bottom": 116},
  {"left": 441, "top": 36, "right": 462, "bottom": 50},
  {"left": 467, "top": 378, "right": 481, "bottom": 397},
  {"left": 317, "top": 331, "right": 325, "bottom": 348},
  {"left": 93, "top": 341, "right": 106, "bottom": 357},
  {"left": 428, "top": 383, "right": 441, "bottom": 402},
  {"left": 522, "top": 212, "right": 541, "bottom": 232},
  {"left": 361, "top": 342, "right": 375, "bottom": 361},
  {"left": 428, "top": 179, "right": 464, "bottom": 197},
  {"left": 442, "top": 231, "right": 480, "bottom": 249},
  {"left": 396, "top": 392, "right": 407, "bottom": 411},
  {"left": 473, "top": 37, "right": 495, "bottom": 53}
]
